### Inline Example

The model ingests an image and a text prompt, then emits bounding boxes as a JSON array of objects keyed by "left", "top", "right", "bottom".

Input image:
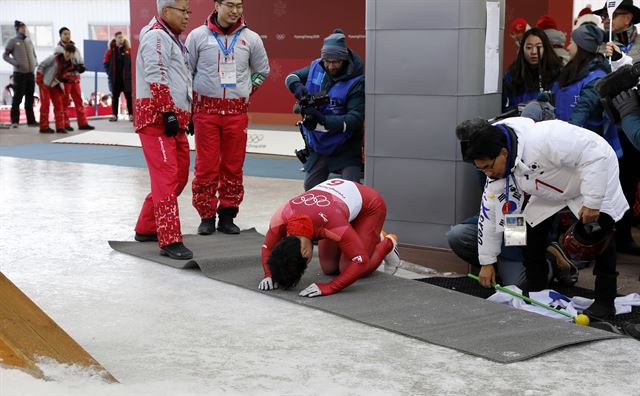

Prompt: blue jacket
[
  {"left": 620, "top": 113, "right": 640, "bottom": 150},
  {"left": 552, "top": 59, "right": 622, "bottom": 157},
  {"left": 286, "top": 49, "right": 365, "bottom": 172},
  {"left": 502, "top": 68, "right": 541, "bottom": 113}
]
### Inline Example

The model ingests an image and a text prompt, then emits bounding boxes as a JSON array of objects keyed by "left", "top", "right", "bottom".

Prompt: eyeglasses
[
  {"left": 474, "top": 157, "right": 497, "bottom": 174},
  {"left": 220, "top": 2, "right": 243, "bottom": 11},
  {"left": 166, "top": 6, "right": 192, "bottom": 15}
]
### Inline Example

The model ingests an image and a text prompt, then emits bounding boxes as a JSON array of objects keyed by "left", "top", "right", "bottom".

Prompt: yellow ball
[{"left": 575, "top": 314, "right": 590, "bottom": 326}]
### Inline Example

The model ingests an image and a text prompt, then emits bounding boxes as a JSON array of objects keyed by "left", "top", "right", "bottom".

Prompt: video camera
[
  {"left": 595, "top": 62, "right": 640, "bottom": 124},
  {"left": 293, "top": 93, "right": 330, "bottom": 131},
  {"left": 293, "top": 93, "right": 330, "bottom": 163}
]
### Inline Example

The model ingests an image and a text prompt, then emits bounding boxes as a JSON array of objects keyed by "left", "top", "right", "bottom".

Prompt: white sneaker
[{"left": 383, "top": 233, "right": 400, "bottom": 275}]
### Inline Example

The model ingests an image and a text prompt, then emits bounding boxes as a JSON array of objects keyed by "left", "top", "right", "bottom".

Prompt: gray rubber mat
[{"left": 109, "top": 231, "right": 621, "bottom": 363}]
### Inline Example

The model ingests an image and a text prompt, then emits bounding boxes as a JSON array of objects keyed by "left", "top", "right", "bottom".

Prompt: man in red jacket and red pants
[{"left": 258, "top": 179, "right": 401, "bottom": 297}]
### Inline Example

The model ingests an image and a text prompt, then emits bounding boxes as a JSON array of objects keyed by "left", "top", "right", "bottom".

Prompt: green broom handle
[{"left": 467, "top": 273, "right": 574, "bottom": 319}]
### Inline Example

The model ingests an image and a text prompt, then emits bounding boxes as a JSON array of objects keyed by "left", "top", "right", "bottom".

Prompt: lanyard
[
  {"left": 211, "top": 30, "right": 241, "bottom": 58},
  {"left": 155, "top": 17, "right": 188, "bottom": 56},
  {"left": 497, "top": 125, "right": 514, "bottom": 214}
]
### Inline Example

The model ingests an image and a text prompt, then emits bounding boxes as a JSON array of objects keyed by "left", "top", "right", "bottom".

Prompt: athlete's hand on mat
[
  {"left": 299, "top": 283, "right": 322, "bottom": 298},
  {"left": 258, "top": 277, "right": 278, "bottom": 291},
  {"left": 298, "top": 236, "right": 313, "bottom": 263},
  {"left": 479, "top": 264, "right": 496, "bottom": 288},
  {"left": 579, "top": 206, "right": 600, "bottom": 224}
]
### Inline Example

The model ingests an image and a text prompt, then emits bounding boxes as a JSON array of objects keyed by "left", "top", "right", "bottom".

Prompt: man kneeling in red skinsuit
[{"left": 258, "top": 179, "right": 400, "bottom": 297}]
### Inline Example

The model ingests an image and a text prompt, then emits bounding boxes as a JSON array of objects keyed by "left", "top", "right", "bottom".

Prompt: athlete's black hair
[{"left": 268, "top": 236, "right": 308, "bottom": 289}]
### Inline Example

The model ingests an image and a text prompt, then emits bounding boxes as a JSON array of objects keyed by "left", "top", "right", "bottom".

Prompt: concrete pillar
[{"left": 365, "top": 0, "right": 505, "bottom": 248}]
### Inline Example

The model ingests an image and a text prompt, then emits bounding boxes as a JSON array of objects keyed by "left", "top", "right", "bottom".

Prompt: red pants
[
  {"left": 318, "top": 190, "right": 391, "bottom": 277},
  {"left": 135, "top": 124, "right": 191, "bottom": 247},
  {"left": 62, "top": 79, "right": 88, "bottom": 127},
  {"left": 38, "top": 83, "right": 65, "bottom": 130},
  {"left": 192, "top": 111, "right": 248, "bottom": 219}
]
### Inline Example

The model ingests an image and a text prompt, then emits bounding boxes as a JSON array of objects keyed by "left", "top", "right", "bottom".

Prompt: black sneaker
[
  {"left": 39, "top": 128, "right": 55, "bottom": 134},
  {"left": 55, "top": 128, "right": 67, "bottom": 133},
  {"left": 65, "top": 126, "right": 74, "bottom": 132},
  {"left": 78, "top": 124, "right": 95, "bottom": 130},
  {"left": 583, "top": 300, "right": 616, "bottom": 321},
  {"left": 109, "top": 116, "right": 118, "bottom": 122},
  {"left": 197, "top": 217, "right": 216, "bottom": 235},
  {"left": 546, "top": 242, "right": 578, "bottom": 287},
  {"left": 134, "top": 232, "right": 158, "bottom": 242},
  {"left": 160, "top": 242, "right": 193, "bottom": 260},
  {"left": 217, "top": 217, "right": 240, "bottom": 234}
]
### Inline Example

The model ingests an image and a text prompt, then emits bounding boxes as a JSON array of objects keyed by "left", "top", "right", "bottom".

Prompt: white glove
[
  {"left": 258, "top": 277, "right": 278, "bottom": 291},
  {"left": 299, "top": 283, "right": 322, "bottom": 298}
]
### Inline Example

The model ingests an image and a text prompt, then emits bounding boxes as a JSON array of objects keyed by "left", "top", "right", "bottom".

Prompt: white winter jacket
[
  {"left": 185, "top": 16, "right": 269, "bottom": 101},
  {"left": 478, "top": 117, "right": 629, "bottom": 265}
]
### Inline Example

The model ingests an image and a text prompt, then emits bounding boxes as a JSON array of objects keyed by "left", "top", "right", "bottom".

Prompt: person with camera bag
[
  {"left": 186, "top": 0, "right": 269, "bottom": 235},
  {"left": 285, "top": 28, "right": 365, "bottom": 191},
  {"left": 132, "top": 0, "right": 194, "bottom": 260}
]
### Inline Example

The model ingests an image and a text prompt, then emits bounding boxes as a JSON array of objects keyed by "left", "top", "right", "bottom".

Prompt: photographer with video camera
[{"left": 285, "top": 28, "right": 364, "bottom": 191}]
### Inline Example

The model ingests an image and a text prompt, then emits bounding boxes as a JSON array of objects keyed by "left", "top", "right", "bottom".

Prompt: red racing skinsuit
[
  {"left": 261, "top": 179, "right": 394, "bottom": 296},
  {"left": 133, "top": 17, "right": 193, "bottom": 247},
  {"left": 185, "top": 13, "right": 269, "bottom": 219}
]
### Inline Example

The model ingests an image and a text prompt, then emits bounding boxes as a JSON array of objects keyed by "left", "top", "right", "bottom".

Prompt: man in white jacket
[
  {"left": 186, "top": 0, "right": 269, "bottom": 236},
  {"left": 457, "top": 117, "right": 629, "bottom": 320},
  {"left": 133, "top": 0, "right": 194, "bottom": 260}
]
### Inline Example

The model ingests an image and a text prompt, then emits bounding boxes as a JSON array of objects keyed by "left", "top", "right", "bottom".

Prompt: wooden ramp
[{"left": 0, "top": 272, "right": 117, "bottom": 382}]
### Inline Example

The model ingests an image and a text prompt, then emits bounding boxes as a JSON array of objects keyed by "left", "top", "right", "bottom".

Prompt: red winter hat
[
  {"left": 511, "top": 18, "right": 529, "bottom": 34},
  {"left": 536, "top": 15, "right": 558, "bottom": 30},
  {"left": 578, "top": 5, "right": 593, "bottom": 18}
]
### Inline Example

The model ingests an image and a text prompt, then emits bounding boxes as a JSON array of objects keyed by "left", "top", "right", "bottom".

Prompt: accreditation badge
[
  {"left": 504, "top": 214, "right": 527, "bottom": 246},
  {"left": 219, "top": 61, "right": 237, "bottom": 88}
]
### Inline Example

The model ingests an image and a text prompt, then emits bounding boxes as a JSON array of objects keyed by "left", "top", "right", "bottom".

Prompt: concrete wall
[{"left": 365, "top": 0, "right": 505, "bottom": 248}]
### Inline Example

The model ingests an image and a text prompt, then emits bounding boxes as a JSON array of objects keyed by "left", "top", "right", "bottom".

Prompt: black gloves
[
  {"left": 303, "top": 107, "right": 326, "bottom": 125},
  {"left": 612, "top": 89, "right": 640, "bottom": 120},
  {"left": 187, "top": 120, "right": 195, "bottom": 136},
  {"left": 75, "top": 64, "right": 86, "bottom": 74},
  {"left": 292, "top": 82, "right": 308, "bottom": 100},
  {"left": 162, "top": 112, "right": 179, "bottom": 137}
]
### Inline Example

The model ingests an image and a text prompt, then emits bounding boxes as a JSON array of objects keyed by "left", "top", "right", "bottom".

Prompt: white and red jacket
[
  {"left": 478, "top": 117, "right": 629, "bottom": 265},
  {"left": 134, "top": 17, "right": 192, "bottom": 133},
  {"left": 185, "top": 13, "right": 269, "bottom": 105}
]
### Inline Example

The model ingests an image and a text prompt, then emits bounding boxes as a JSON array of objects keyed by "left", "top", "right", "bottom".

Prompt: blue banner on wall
[{"left": 84, "top": 40, "right": 108, "bottom": 73}]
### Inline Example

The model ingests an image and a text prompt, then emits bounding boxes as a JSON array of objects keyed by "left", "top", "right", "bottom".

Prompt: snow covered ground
[{"left": 1, "top": 156, "right": 639, "bottom": 396}]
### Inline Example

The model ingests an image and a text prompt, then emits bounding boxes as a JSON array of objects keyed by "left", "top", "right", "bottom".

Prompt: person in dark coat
[
  {"left": 502, "top": 28, "right": 562, "bottom": 113},
  {"left": 285, "top": 28, "right": 365, "bottom": 191},
  {"left": 103, "top": 31, "right": 132, "bottom": 121}
]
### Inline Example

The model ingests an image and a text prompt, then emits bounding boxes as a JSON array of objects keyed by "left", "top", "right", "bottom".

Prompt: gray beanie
[
  {"left": 571, "top": 23, "right": 605, "bottom": 54},
  {"left": 321, "top": 28, "right": 349, "bottom": 60}
]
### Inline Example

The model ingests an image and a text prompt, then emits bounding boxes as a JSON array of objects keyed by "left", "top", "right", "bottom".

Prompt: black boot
[
  {"left": 135, "top": 232, "right": 158, "bottom": 242},
  {"left": 217, "top": 207, "right": 240, "bottom": 234},
  {"left": 197, "top": 217, "right": 216, "bottom": 235},
  {"left": 583, "top": 275, "right": 617, "bottom": 321},
  {"left": 624, "top": 323, "right": 640, "bottom": 340},
  {"left": 160, "top": 242, "right": 193, "bottom": 260}
]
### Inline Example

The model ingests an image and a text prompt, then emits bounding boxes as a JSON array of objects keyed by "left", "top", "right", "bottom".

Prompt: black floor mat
[{"left": 417, "top": 277, "right": 640, "bottom": 328}]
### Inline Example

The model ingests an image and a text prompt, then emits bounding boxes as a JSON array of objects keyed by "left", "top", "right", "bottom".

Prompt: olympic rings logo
[
  {"left": 247, "top": 134, "right": 264, "bottom": 144},
  {"left": 291, "top": 193, "right": 331, "bottom": 207}
]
